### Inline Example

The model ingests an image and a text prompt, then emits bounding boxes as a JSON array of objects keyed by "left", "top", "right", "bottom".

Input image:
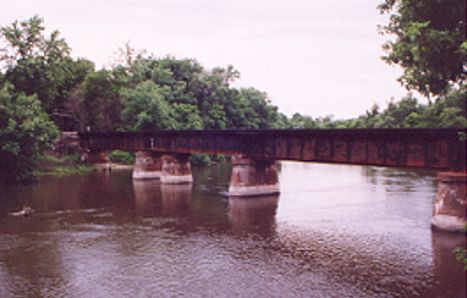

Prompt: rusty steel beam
[{"left": 79, "top": 128, "right": 466, "bottom": 171}]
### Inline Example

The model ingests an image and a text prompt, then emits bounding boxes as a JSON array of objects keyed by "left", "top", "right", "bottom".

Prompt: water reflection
[
  {"left": 361, "top": 166, "right": 437, "bottom": 192},
  {"left": 160, "top": 184, "right": 192, "bottom": 216},
  {"left": 133, "top": 180, "right": 192, "bottom": 217},
  {"left": 228, "top": 195, "right": 279, "bottom": 237},
  {"left": 429, "top": 231, "right": 467, "bottom": 298}
]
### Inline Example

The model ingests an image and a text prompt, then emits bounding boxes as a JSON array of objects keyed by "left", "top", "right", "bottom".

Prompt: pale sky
[{"left": 0, "top": 0, "right": 420, "bottom": 119}]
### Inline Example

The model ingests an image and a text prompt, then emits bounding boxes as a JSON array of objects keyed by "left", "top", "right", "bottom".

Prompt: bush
[
  {"left": 191, "top": 153, "right": 211, "bottom": 166},
  {"left": 108, "top": 150, "right": 135, "bottom": 165},
  {"left": 0, "top": 84, "right": 58, "bottom": 183}
]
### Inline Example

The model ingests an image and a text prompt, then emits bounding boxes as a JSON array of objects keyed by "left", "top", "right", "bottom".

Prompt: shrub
[
  {"left": 0, "top": 84, "right": 58, "bottom": 183},
  {"left": 191, "top": 153, "right": 211, "bottom": 166},
  {"left": 108, "top": 150, "right": 135, "bottom": 165}
]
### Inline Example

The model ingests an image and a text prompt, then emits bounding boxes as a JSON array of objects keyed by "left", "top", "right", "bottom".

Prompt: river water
[{"left": 0, "top": 162, "right": 465, "bottom": 298}]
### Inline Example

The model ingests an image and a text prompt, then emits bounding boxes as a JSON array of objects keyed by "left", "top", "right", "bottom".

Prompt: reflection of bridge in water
[
  {"left": 133, "top": 181, "right": 192, "bottom": 217},
  {"left": 132, "top": 179, "right": 279, "bottom": 237},
  {"left": 80, "top": 129, "right": 466, "bottom": 232}
]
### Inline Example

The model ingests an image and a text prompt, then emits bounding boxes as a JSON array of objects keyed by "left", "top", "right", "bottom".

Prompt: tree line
[{"left": 1, "top": 0, "right": 465, "bottom": 182}]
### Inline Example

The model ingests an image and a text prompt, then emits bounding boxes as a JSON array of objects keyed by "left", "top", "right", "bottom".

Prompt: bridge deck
[{"left": 80, "top": 128, "right": 466, "bottom": 170}]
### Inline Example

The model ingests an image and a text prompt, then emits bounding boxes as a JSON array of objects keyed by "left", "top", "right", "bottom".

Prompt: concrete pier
[
  {"left": 132, "top": 151, "right": 162, "bottom": 180},
  {"left": 228, "top": 155, "right": 279, "bottom": 196},
  {"left": 160, "top": 154, "right": 193, "bottom": 184},
  {"left": 431, "top": 172, "right": 467, "bottom": 233}
]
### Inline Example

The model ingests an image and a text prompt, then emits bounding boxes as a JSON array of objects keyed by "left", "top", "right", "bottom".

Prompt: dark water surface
[{"left": 0, "top": 162, "right": 465, "bottom": 298}]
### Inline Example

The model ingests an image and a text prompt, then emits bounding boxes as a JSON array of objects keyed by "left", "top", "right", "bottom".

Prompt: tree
[
  {"left": 0, "top": 83, "right": 58, "bottom": 183},
  {"left": 121, "top": 80, "right": 175, "bottom": 131},
  {"left": 211, "top": 65, "right": 240, "bottom": 87},
  {"left": 170, "top": 103, "right": 204, "bottom": 129},
  {"left": 205, "top": 104, "right": 227, "bottom": 129},
  {"left": 378, "top": 0, "right": 466, "bottom": 97},
  {"left": 79, "top": 70, "right": 121, "bottom": 131},
  {"left": 290, "top": 113, "right": 316, "bottom": 128},
  {"left": 0, "top": 15, "right": 79, "bottom": 113}
]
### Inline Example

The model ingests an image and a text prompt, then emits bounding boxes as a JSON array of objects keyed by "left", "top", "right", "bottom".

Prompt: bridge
[{"left": 79, "top": 128, "right": 466, "bottom": 232}]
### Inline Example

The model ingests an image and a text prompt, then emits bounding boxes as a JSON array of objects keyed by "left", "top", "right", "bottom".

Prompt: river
[{"left": 0, "top": 162, "right": 465, "bottom": 297}]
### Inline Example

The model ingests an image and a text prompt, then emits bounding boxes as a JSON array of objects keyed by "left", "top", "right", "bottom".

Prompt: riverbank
[{"left": 35, "top": 153, "right": 133, "bottom": 177}]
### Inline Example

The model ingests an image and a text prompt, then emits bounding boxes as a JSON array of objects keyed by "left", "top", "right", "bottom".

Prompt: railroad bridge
[{"left": 80, "top": 128, "right": 466, "bottom": 232}]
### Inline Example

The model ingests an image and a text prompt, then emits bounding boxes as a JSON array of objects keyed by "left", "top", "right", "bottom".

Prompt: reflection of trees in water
[
  {"left": 133, "top": 180, "right": 192, "bottom": 217},
  {"left": 361, "top": 166, "right": 437, "bottom": 192},
  {"left": 194, "top": 162, "right": 232, "bottom": 195},
  {"left": 228, "top": 195, "right": 279, "bottom": 237},
  {"left": 19, "top": 170, "right": 136, "bottom": 213}
]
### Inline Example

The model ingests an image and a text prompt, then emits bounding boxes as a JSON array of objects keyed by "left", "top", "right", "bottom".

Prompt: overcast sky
[{"left": 1, "top": 0, "right": 420, "bottom": 119}]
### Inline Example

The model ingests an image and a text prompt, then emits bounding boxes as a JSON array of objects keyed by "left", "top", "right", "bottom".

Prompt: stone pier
[
  {"left": 132, "top": 151, "right": 162, "bottom": 180},
  {"left": 228, "top": 155, "right": 279, "bottom": 196},
  {"left": 160, "top": 154, "right": 193, "bottom": 184},
  {"left": 431, "top": 172, "right": 467, "bottom": 233}
]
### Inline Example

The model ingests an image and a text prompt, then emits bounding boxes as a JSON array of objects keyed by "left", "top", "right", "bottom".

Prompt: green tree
[
  {"left": 378, "top": 0, "right": 466, "bottom": 96},
  {"left": 170, "top": 103, "right": 204, "bottom": 129},
  {"left": 290, "top": 113, "right": 316, "bottom": 128},
  {"left": 0, "top": 15, "right": 75, "bottom": 113},
  {"left": 79, "top": 70, "right": 121, "bottom": 131},
  {"left": 205, "top": 104, "right": 227, "bottom": 129},
  {"left": 121, "top": 80, "right": 175, "bottom": 131},
  {"left": 0, "top": 83, "right": 58, "bottom": 183}
]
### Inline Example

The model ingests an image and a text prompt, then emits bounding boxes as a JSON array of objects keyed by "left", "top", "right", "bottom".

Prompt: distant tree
[
  {"left": 0, "top": 83, "right": 58, "bottom": 183},
  {"left": 378, "top": 0, "right": 466, "bottom": 97},
  {"left": 290, "top": 113, "right": 316, "bottom": 128}
]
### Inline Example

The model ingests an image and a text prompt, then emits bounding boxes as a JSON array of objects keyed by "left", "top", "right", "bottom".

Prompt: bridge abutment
[
  {"left": 431, "top": 172, "right": 467, "bottom": 233},
  {"left": 228, "top": 155, "right": 280, "bottom": 197},
  {"left": 132, "top": 151, "right": 162, "bottom": 180},
  {"left": 160, "top": 154, "right": 193, "bottom": 184}
]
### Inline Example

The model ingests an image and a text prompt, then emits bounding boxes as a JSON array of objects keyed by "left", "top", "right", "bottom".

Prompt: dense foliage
[
  {"left": 378, "top": 0, "right": 466, "bottom": 97},
  {"left": 71, "top": 54, "right": 288, "bottom": 132},
  {"left": 0, "top": 84, "right": 58, "bottom": 182}
]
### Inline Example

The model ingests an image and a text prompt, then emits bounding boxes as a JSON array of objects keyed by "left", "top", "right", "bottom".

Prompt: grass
[
  {"left": 35, "top": 165, "right": 93, "bottom": 177},
  {"left": 37, "top": 154, "right": 63, "bottom": 164},
  {"left": 36, "top": 153, "right": 93, "bottom": 177},
  {"left": 48, "top": 165, "right": 93, "bottom": 176},
  {"left": 38, "top": 153, "right": 82, "bottom": 164}
]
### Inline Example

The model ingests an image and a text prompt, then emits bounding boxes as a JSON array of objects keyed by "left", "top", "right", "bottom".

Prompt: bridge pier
[
  {"left": 132, "top": 151, "right": 162, "bottom": 180},
  {"left": 432, "top": 172, "right": 467, "bottom": 233},
  {"left": 228, "top": 155, "right": 280, "bottom": 197},
  {"left": 160, "top": 154, "right": 193, "bottom": 184}
]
